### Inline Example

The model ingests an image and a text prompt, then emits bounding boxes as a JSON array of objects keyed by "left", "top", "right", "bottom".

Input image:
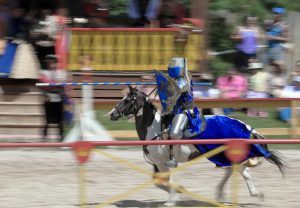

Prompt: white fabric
[
  {"left": 10, "top": 43, "right": 40, "bottom": 79},
  {"left": 281, "top": 86, "right": 300, "bottom": 98}
]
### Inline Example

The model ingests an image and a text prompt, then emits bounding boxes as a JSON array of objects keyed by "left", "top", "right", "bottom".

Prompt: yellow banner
[{"left": 67, "top": 28, "right": 203, "bottom": 71}]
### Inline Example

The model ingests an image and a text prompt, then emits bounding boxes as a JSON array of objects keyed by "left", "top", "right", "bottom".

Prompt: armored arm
[{"left": 176, "top": 77, "right": 191, "bottom": 93}]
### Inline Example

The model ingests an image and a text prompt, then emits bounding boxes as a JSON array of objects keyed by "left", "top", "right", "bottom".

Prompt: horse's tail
[
  {"left": 252, "top": 130, "right": 288, "bottom": 177},
  {"left": 266, "top": 151, "right": 288, "bottom": 177},
  {"left": 252, "top": 130, "right": 269, "bottom": 151}
]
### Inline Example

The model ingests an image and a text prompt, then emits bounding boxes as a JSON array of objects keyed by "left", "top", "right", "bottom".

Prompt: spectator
[
  {"left": 265, "top": 7, "right": 289, "bottom": 65},
  {"left": 0, "top": 2, "right": 9, "bottom": 40},
  {"left": 157, "top": 0, "right": 185, "bottom": 28},
  {"left": 128, "top": 0, "right": 161, "bottom": 27},
  {"left": 30, "top": 8, "right": 55, "bottom": 69},
  {"left": 278, "top": 75, "right": 300, "bottom": 123},
  {"left": 83, "top": 0, "right": 109, "bottom": 28},
  {"left": 231, "top": 15, "right": 261, "bottom": 71},
  {"left": 0, "top": 5, "right": 7, "bottom": 55},
  {"left": 193, "top": 74, "right": 222, "bottom": 115},
  {"left": 7, "top": 7, "right": 30, "bottom": 40},
  {"left": 291, "top": 60, "right": 300, "bottom": 77},
  {"left": 39, "top": 55, "right": 66, "bottom": 141},
  {"left": 31, "top": 7, "right": 69, "bottom": 69},
  {"left": 48, "top": 7, "right": 69, "bottom": 70},
  {"left": 216, "top": 68, "right": 248, "bottom": 115},
  {"left": 246, "top": 62, "right": 271, "bottom": 117},
  {"left": 269, "top": 61, "right": 287, "bottom": 98}
]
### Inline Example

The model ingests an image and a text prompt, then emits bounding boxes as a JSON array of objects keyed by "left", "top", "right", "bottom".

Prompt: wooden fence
[{"left": 95, "top": 98, "right": 300, "bottom": 138}]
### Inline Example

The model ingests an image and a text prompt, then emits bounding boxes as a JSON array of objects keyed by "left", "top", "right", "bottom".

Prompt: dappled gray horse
[{"left": 109, "top": 86, "right": 287, "bottom": 206}]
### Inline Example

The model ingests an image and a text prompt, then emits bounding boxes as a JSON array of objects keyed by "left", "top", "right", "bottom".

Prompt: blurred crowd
[
  {"left": 0, "top": 0, "right": 191, "bottom": 70},
  {"left": 194, "top": 7, "right": 299, "bottom": 123},
  {"left": 1, "top": 1, "right": 299, "bottom": 129}
]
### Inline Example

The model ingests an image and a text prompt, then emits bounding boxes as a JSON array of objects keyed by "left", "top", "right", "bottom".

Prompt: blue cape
[
  {"left": 0, "top": 42, "right": 17, "bottom": 78},
  {"left": 189, "top": 115, "right": 270, "bottom": 166}
]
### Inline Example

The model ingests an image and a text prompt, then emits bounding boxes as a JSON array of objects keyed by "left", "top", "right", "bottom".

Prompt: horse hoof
[
  {"left": 250, "top": 191, "right": 264, "bottom": 201},
  {"left": 216, "top": 193, "right": 225, "bottom": 202},
  {"left": 258, "top": 192, "right": 265, "bottom": 201},
  {"left": 164, "top": 201, "right": 176, "bottom": 207}
]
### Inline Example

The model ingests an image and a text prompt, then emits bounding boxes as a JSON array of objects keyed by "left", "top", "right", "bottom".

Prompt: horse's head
[{"left": 110, "top": 86, "right": 147, "bottom": 121}]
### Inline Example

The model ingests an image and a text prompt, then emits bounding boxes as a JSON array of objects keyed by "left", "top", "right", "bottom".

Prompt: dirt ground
[{"left": 0, "top": 148, "right": 299, "bottom": 208}]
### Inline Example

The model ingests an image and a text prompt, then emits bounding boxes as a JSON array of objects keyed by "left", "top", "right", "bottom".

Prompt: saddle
[{"left": 184, "top": 112, "right": 207, "bottom": 138}]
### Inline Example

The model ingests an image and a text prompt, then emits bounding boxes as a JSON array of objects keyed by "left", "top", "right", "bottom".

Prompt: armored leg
[
  {"left": 166, "top": 114, "right": 188, "bottom": 168},
  {"left": 170, "top": 114, "right": 188, "bottom": 139}
]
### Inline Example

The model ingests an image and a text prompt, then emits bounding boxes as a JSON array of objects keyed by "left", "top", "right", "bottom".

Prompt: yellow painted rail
[{"left": 67, "top": 28, "right": 203, "bottom": 71}]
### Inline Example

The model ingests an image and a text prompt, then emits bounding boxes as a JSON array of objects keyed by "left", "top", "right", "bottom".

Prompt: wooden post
[
  {"left": 191, "top": 0, "right": 208, "bottom": 72},
  {"left": 290, "top": 100, "right": 299, "bottom": 138}
]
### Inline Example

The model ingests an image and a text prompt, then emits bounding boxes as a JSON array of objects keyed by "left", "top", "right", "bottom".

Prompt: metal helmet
[{"left": 167, "top": 57, "right": 186, "bottom": 78}]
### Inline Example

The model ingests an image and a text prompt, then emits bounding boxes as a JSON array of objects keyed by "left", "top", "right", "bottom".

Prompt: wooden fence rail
[{"left": 94, "top": 98, "right": 300, "bottom": 138}]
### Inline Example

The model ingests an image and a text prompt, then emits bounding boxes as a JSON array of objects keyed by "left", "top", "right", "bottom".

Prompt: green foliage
[
  {"left": 208, "top": 56, "right": 233, "bottom": 78},
  {"left": 210, "top": 0, "right": 300, "bottom": 22},
  {"left": 208, "top": 16, "right": 234, "bottom": 51},
  {"left": 109, "top": 0, "right": 128, "bottom": 16}
]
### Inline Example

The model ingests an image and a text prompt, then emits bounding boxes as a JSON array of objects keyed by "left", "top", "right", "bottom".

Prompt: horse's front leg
[
  {"left": 152, "top": 165, "right": 170, "bottom": 193},
  {"left": 217, "top": 167, "right": 232, "bottom": 202},
  {"left": 152, "top": 164, "right": 181, "bottom": 207},
  {"left": 240, "top": 165, "right": 264, "bottom": 200}
]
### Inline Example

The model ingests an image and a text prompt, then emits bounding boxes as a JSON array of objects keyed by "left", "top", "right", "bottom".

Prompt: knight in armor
[{"left": 155, "top": 57, "right": 195, "bottom": 167}]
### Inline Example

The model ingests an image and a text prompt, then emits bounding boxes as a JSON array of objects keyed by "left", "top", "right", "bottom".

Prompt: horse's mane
[
  {"left": 132, "top": 89, "right": 158, "bottom": 140},
  {"left": 129, "top": 88, "right": 157, "bottom": 111},
  {"left": 141, "top": 91, "right": 157, "bottom": 112}
]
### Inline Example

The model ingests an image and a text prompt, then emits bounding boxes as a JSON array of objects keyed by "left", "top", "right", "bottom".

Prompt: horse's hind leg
[
  {"left": 217, "top": 167, "right": 232, "bottom": 202},
  {"left": 240, "top": 165, "right": 264, "bottom": 200}
]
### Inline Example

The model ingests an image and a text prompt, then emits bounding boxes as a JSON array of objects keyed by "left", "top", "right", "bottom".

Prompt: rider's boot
[{"left": 166, "top": 145, "right": 178, "bottom": 168}]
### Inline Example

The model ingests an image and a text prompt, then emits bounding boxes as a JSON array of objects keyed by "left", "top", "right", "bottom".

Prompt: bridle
[
  {"left": 113, "top": 87, "right": 158, "bottom": 119},
  {"left": 113, "top": 95, "right": 139, "bottom": 119}
]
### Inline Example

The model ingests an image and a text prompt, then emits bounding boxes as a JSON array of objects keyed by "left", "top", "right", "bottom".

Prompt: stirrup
[{"left": 166, "top": 156, "right": 178, "bottom": 168}]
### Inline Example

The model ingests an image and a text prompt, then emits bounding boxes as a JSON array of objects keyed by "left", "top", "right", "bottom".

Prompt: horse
[{"left": 109, "top": 86, "right": 287, "bottom": 206}]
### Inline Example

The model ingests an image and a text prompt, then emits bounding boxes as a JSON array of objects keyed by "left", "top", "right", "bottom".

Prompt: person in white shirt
[
  {"left": 246, "top": 62, "right": 271, "bottom": 117},
  {"left": 39, "top": 54, "right": 66, "bottom": 141},
  {"left": 278, "top": 76, "right": 300, "bottom": 123}
]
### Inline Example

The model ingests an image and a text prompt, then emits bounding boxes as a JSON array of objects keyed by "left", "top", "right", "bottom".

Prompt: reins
[
  {"left": 113, "top": 98, "right": 137, "bottom": 120},
  {"left": 147, "top": 86, "right": 158, "bottom": 100},
  {"left": 128, "top": 87, "right": 158, "bottom": 119}
]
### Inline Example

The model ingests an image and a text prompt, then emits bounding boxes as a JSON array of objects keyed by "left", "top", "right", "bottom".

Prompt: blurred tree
[{"left": 109, "top": 0, "right": 128, "bottom": 16}]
